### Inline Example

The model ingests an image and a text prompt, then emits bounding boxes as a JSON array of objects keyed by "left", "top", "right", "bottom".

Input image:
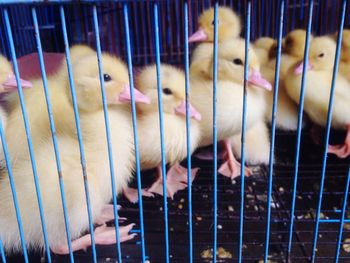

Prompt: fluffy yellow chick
[
  {"left": 253, "top": 37, "right": 276, "bottom": 66},
  {"left": 0, "top": 55, "right": 32, "bottom": 162},
  {"left": 285, "top": 36, "right": 350, "bottom": 158},
  {"left": 335, "top": 30, "right": 350, "bottom": 82},
  {"left": 1, "top": 52, "right": 150, "bottom": 253},
  {"left": 188, "top": 6, "right": 241, "bottom": 43},
  {"left": 191, "top": 38, "right": 271, "bottom": 178},
  {"left": 229, "top": 120, "right": 270, "bottom": 165},
  {"left": 264, "top": 29, "right": 313, "bottom": 130},
  {"left": 124, "top": 64, "right": 201, "bottom": 200},
  {"left": 189, "top": 7, "right": 241, "bottom": 79}
]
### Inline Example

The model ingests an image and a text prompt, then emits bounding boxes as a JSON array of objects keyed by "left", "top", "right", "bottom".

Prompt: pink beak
[
  {"left": 294, "top": 62, "right": 313, "bottom": 75},
  {"left": 118, "top": 84, "right": 151, "bottom": 104},
  {"left": 188, "top": 28, "right": 208, "bottom": 43},
  {"left": 2, "top": 74, "right": 33, "bottom": 91},
  {"left": 248, "top": 70, "right": 272, "bottom": 90},
  {"left": 174, "top": 101, "right": 202, "bottom": 121}
]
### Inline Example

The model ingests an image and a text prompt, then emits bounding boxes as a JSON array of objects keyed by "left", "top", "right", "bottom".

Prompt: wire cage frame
[{"left": 0, "top": 0, "right": 349, "bottom": 263}]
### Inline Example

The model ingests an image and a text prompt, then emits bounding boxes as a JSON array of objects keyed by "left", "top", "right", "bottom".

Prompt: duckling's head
[
  {"left": 71, "top": 53, "right": 150, "bottom": 112},
  {"left": 136, "top": 64, "right": 201, "bottom": 121},
  {"left": 294, "top": 37, "right": 336, "bottom": 74},
  {"left": 69, "top": 45, "right": 95, "bottom": 64},
  {"left": 206, "top": 38, "right": 272, "bottom": 90},
  {"left": 335, "top": 29, "right": 350, "bottom": 62},
  {"left": 283, "top": 29, "right": 313, "bottom": 58},
  {"left": 188, "top": 7, "right": 241, "bottom": 43},
  {"left": 254, "top": 37, "right": 275, "bottom": 51},
  {"left": 0, "top": 55, "right": 32, "bottom": 92}
]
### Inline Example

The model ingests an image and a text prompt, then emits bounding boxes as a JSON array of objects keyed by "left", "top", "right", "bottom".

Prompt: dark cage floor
[{"left": 6, "top": 128, "right": 350, "bottom": 263}]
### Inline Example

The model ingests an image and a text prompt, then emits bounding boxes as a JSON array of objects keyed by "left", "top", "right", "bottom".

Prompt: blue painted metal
[
  {"left": 286, "top": 0, "right": 314, "bottom": 257},
  {"left": 311, "top": 1, "right": 347, "bottom": 262},
  {"left": 183, "top": 2, "right": 193, "bottom": 262},
  {"left": 4, "top": 7, "right": 56, "bottom": 262},
  {"left": 212, "top": 2, "right": 218, "bottom": 263},
  {"left": 153, "top": 4, "right": 170, "bottom": 262},
  {"left": 92, "top": 5, "right": 123, "bottom": 262},
  {"left": 60, "top": 6, "right": 91, "bottom": 263},
  {"left": 238, "top": 2, "right": 251, "bottom": 262},
  {"left": 0, "top": 116, "right": 28, "bottom": 263},
  {"left": 122, "top": 3, "right": 146, "bottom": 262},
  {"left": 31, "top": 7, "right": 68, "bottom": 263},
  {"left": 0, "top": 238, "right": 6, "bottom": 263},
  {"left": 335, "top": 166, "right": 350, "bottom": 262},
  {"left": 264, "top": 1, "right": 284, "bottom": 262}
]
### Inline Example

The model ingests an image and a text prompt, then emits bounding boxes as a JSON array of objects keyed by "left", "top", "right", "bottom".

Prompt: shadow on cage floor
[{"left": 6, "top": 128, "right": 350, "bottom": 263}]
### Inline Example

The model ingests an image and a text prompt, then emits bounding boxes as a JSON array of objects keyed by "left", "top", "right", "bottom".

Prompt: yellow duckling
[
  {"left": 285, "top": 36, "right": 350, "bottom": 158},
  {"left": 1, "top": 51, "right": 149, "bottom": 253}
]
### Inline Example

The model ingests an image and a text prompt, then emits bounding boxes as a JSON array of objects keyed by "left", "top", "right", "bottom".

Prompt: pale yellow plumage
[{"left": 0, "top": 51, "right": 136, "bottom": 252}]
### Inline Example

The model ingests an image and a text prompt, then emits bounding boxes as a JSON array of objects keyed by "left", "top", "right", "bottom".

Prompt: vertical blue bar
[
  {"left": 311, "top": 1, "right": 347, "bottom": 262},
  {"left": 153, "top": 4, "right": 170, "bottom": 262},
  {"left": 286, "top": 0, "right": 313, "bottom": 258},
  {"left": 238, "top": 2, "right": 251, "bottom": 263},
  {"left": 61, "top": 6, "right": 100, "bottom": 263},
  {"left": 0, "top": 238, "right": 5, "bottom": 263},
  {"left": 0, "top": 118, "right": 28, "bottom": 263},
  {"left": 183, "top": 2, "right": 193, "bottom": 262},
  {"left": 92, "top": 5, "right": 123, "bottom": 262},
  {"left": 4, "top": 8, "right": 60, "bottom": 262},
  {"left": 334, "top": 167, "right": 350, "bottom": 263},
  {"left": 123, "top": 4, "right": 146, "bottom": 262},
  {"left": 212, "top": 3, "right": 219, "bottom": 263},
  {"left": 264, "top": 1, "right": 284, "bottom": 262},
  {"left": 31, "top": 8, "right": 65, "bottom": 263}
]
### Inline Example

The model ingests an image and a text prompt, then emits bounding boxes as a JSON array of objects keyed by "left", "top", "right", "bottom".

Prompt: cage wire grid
[{"left": 0, "top": 0, "right": 349, "bottom": 263}]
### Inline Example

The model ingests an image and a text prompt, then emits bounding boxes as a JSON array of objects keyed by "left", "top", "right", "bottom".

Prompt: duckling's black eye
[
  {"left": 233, "top": 58, "right": 243, "bottom": 65},
  {"left": 103, "top": 74, "right": 112, "bottom": 82},
  {"left": 318, "top": 53, "right": 325, "bottom": 58},
  {"left": 162, "top": 88, "right": 172, "bottom": 95}
]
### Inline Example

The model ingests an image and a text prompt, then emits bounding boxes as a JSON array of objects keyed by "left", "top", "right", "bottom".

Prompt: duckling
[
  {"left": 335, "top": 30, "right": 350, "bottom": 82},
  {"left": 253, "top": 37, "right": 276, "bottom": 66},
  {"left": 189, "top": 6, "right": 241, "bottom": 43},
  {"left": 229, "top": 120, "right": 270, "bottom": 165},
  {"left": 285, "top": 36, "right": 350, "bottom": 158},
  {"left": 1, "top": 52, "right": 150, "bottom": 253},
  {"left": 189, "top": 7, "right": 241, "bottom": 80},
  {"left": 191, "top": 38, "right": 271, "bottom": 179},
  {"left": 0, "top": 55, "right": 32, "bottom": 163},
  {"left": 124, "top": 64, "right": 201, "bottom": 201},
  {"left": 264, "top": 29, "right": 313, "bottom": 130}
]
